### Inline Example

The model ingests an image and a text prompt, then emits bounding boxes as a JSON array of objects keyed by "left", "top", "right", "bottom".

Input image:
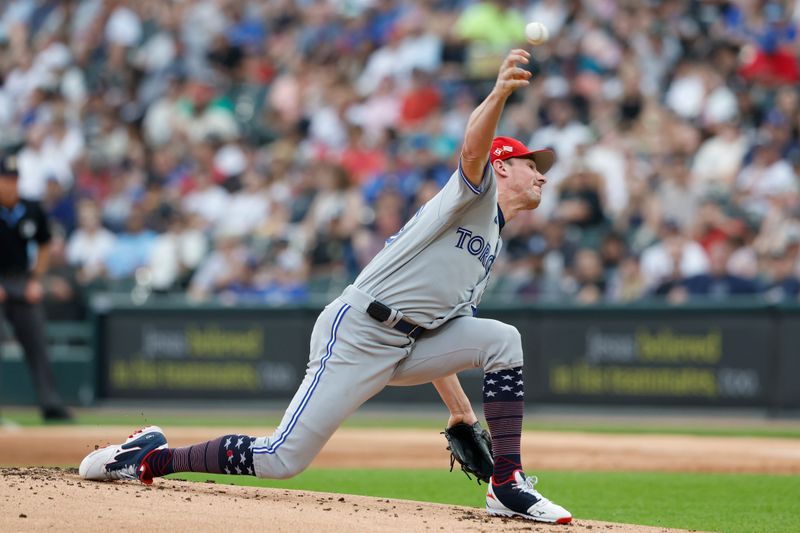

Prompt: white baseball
[{"left": 525, "top": 22, "right": 549, "bottom": 46}]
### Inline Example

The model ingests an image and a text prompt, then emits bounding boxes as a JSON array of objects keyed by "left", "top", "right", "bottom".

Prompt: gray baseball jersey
[
  {"left": 253, "top": 162, "right": 523, "bottom": 479},
  {"left": 355, "top": 164, "right": 501, "bottom": 328}
]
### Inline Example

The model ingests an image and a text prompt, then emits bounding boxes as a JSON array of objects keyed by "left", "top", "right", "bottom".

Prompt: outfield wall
[{"left": 87, "top": 299, "right": 800, "bottom": 410}]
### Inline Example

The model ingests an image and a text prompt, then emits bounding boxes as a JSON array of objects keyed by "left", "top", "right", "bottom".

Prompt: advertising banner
[
  {"left": 526, "top": 312, "right": 776, "bottom": 406},
  {"left": 98, "top": 304, "right": 791, "bottom": 408},
  {"left": 776, "top": 314, "right": 800, "bottom": 409},
  {"left": 102, "top": 309, "right": 315, "bottom": 399}
]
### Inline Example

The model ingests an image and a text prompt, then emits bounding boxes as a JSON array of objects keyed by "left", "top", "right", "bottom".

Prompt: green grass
[
  {"left": 2, "top": 411, "right": 279, "bottom": 429},
  {"left": 169, "top": 469, "right": 800, "bottom": 533},
  {"left": 4, "top": 406, "right": 798, "bottom": 530},
  {"left": 4, "top": 408, "right": 800, "bottom": 439}
]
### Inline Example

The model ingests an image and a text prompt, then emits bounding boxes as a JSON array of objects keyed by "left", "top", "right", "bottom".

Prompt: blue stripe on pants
[{"left": 253, "top": 303, "right": 350, "bottom": 454}]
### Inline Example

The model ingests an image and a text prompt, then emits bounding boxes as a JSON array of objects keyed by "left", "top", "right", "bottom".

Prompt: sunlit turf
[
  {"left": 170, "top": 469, "right": 800, "bottom": 533},
  {"left": 4, "top": 407, "right": 800, "bottom": 439}
]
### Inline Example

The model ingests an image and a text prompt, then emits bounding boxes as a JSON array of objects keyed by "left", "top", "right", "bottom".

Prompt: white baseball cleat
[
  {"left": 486, "top": 470, "right": 572, "bottom": 524},
  {"left": 79, "top": 426, "right": 168, "bottom": 484}
]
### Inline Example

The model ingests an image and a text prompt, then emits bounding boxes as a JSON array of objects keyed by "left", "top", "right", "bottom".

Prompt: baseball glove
[{"left": 442, "top": 421, "right": 494, "bottom": 484}]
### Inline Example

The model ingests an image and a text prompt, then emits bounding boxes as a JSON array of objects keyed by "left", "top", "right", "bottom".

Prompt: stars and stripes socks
[
  {"left": 483, "top": 366, "right": 524, "bottom": 483},
  {"left": 145, "top": 435, "right": 257, "bottom": 477}
]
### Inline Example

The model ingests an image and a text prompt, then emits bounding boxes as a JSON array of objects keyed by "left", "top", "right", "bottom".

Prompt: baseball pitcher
[{"left": 80, "top": 49, "right": 572, "bottom": 525}]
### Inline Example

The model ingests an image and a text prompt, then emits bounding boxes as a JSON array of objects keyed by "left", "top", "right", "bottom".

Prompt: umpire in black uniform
[{"left": 0, "top": 148, "right": 72, "bottom": 421}]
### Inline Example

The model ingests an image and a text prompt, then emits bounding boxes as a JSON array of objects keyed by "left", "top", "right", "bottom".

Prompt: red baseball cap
[{"left": 490, "top": 136, "right": 555, "bottom": 174}]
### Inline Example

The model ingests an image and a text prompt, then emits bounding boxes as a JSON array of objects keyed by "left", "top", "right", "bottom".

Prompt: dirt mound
[
  {"left": 1, "top": 467, "right": 700, "bottom": 532},
  {"left": 1, "top": 426, "right": 799, "bottom": 474}
]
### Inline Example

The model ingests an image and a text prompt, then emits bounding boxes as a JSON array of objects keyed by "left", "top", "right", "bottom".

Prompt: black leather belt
[{"left": 366, "top": 300, "right": 425, "bottom": 339}]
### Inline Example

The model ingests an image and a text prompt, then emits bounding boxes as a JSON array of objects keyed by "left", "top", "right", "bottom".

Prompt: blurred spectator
[
  {"left": 455, "top": 0, "right": 525, "bottom": 46},
  {"left": 143, "top": 76, "right": 185, "bottom": 148},
  {"left": 692, "top": 196, "right": 744, "bottom": 254},
  {"left": 736, "top": 140, "right": 798, "bottom": 218},
  {"left": 399, "top": 69, "right": 442, "bottom": 130},
  {"left": 652, "top": 240, "right": 691, "bottom": 303},
  {"left": 753, "top": 196, "right": 800, "bottom": 258},
  {"left": 181, "top": 168, "right": 230, "bottom": 230},
  {"left": 46, "top": 110, "right": 84, "bottom": 166},
  {"left": 176, "top": 78, "right": 239, "bottom": 144},
  {"left": 215, "top": 169, "right": 270, "bottom": 237},
  {"left": 104, "top": 207, "right": 157, "bottom": 281},
  {"left": 762, "top": 247, "right": 800, "bottom": 302},
  {"left": 357, "top": 28, "right": 410, "bottom": 96},
  {"left": 617, "top": 179, "right": 661, "bottom": 255},
  {"left": 101, "top": 167, "right": 144, "bottom": 232},
  {"left": 66, "top": 199, "right": 115, "bottom": 286},
  {"left": 147, "top": 210, "right": 208, "bottom": 292},
  {"left": 513, "top": 221, "right": 576, "bottom": 302},
  {"left": 599, "top": 231, "right": 626, "bottom": 287},
  {"left": 515, "top": 252, "right": 566, "bottom": 303},
  {"left": 308, "top": 87, "right": 351, "bottom": 151},
  {"left": 42, "top": 226, "right": 85, "bottom": 320},
  {"left": 301, "top": 163, "right": 364, "bottom": 256},
  {"left": 348, "top": 77, "right": 401, "bottom": 140},
  {"left": 670, "top": 239, "right": 760, "bottom": 302},
  {"left": 89, "top": 111, "right": 133, "bottom": 170},
  {"left": 727, "top": 230, "right": 761, "bottom": 280},
  {"left": 1, "top": 0, "right": 799, "bottom": 306},
  {"left": 582, "top": 130, "right": 628, "bottom": 218},
  {"left": 665, "top": 61, "right": 709, "bottom": 122},
  {"left": 552, "top": 168, "right": 607, "bottom": 247},
  {"left": 18, "top": 122, "right": 73, "bottom": 200},
  {"left": 338, "top": 125, "right": 389, "bottom": 185},
  {"left": 353, "top": 188, "right": 405, "bottom": 269},
  {"left": 42, "top": 177, "right": 76, "bottom": 234},
  {"left": 529, "top": 98, "right": 593, "bottom": 174},
  {"left": 731, "top": 1, "right": 799, "bottom": 85},
  {"left": 220, "top": 240, "right": 309, "bottom": 305},
  {"left": 691, "top": 121, "right": 748, "bottom": 192},
  {"left": 641, "top": 220, "right": 709, "bottom": 291},
  {"left": 565, "top": 248, "right": 606, "bottom": 305},
  {"left": 395, "top": 7, "right": 443, "bottom": 76},
  {"left": 611, "top": 255, "right": 647, "bottom": 303},
  {"left": 188, "top": 232, "right": 249, "bottom": 301},
  {"left": 655, "top": 156, "right": 702, "bottom": 232},
  {"left": 308, "top": 213, "right": 359, "bottom": 280},
  {"left": 455, "top": 0, "right": 525, "bottom": 77},
  {"left": 524, "top": 0, "right": 568, "bottom": 37}
]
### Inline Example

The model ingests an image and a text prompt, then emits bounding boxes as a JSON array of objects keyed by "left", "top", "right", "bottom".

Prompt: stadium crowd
[{"left": 1, "top": 0, "right": 799, "bottom": 316}]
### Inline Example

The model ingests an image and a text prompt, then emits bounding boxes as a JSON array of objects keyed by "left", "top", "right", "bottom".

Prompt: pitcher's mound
[{"left": 1, "top": 467, "right": 699, "bottom": 532}]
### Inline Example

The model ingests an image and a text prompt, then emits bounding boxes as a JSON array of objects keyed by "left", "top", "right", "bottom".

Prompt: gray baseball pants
[{"left": 253, "top": 285, "right": 523, "bottom": 479}]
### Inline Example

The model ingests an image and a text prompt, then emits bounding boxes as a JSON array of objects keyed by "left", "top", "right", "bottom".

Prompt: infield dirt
[
  {"left": 1, "top": 425, "right": 798, "bottom": 473},
  {"left": 2, "top": 425, "right": 797, "bottom": 532},
  {"left": 2, "top": 467, "right": 704, "bottom": 533}
]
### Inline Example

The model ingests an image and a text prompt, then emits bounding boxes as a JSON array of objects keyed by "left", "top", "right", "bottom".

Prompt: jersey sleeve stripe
[{"left": 458, "top": 160, "right": 490, "bottom": 195}]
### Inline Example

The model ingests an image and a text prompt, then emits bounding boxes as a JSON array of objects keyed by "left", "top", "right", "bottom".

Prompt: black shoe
[{"left": 42, "top": 406, "right": 74, "bottom": 423}]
